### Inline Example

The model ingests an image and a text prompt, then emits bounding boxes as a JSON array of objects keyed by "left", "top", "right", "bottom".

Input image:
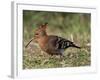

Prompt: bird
[{"left": 25, "top": 22, "right": 81, "bottom": 58}]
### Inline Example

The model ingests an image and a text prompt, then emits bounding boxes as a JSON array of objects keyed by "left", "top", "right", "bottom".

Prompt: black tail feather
[{"left": 71, "top": 44, "right": 81, "bottom": 49}]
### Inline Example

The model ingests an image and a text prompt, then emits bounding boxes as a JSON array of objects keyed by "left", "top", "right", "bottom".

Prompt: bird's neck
[
  {"left": 41, "top": 31, "right": 48, "bottom": 37},
  {"left": 37, "top": 36, "right": 48, "bottom": 50}
]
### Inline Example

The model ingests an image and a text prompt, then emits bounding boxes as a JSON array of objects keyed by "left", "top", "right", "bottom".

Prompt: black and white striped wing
[{"left": 55, "top": 37, "right": 73, "bottom": 49}]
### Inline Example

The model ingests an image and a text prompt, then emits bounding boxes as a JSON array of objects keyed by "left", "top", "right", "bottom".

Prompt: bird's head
[{"left": 34, "top": 22, "right": 48, "bottom": 39}]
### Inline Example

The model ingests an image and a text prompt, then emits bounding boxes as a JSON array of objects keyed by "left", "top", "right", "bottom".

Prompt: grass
[
  {"left": 23, "top": 10, "right": 91, "bottom": 69},
  {"left": 23, "top": 45, "right": 90, "bottom": 69}
]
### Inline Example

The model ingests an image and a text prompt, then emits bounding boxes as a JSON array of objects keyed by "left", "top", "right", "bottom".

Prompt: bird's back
[{"left": 44, "top": 35, "right": 80, "bottom": 55}]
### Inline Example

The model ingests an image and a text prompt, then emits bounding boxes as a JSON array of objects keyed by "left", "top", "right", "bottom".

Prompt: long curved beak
[{"left": 25, "top": 38, "right": 34, "bottom": 48}]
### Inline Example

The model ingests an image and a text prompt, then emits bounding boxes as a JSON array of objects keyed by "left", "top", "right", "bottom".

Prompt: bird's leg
[{"left": 60, "top": 53, "right": 64, "bottom": 60}]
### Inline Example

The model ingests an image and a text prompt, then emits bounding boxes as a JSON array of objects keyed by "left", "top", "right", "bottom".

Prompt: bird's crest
[{"left": 39, "top": 22, "right": 48, "bottom": 29}]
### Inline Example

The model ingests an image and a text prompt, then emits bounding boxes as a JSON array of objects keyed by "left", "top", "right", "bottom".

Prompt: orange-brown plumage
[{"left": 26, "top": 23, "right": 81, "bottom": 57}]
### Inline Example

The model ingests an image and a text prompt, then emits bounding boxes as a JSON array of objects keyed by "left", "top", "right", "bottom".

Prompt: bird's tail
[{"left": 71, "top": 43, "right": 81, "bottom": 49}]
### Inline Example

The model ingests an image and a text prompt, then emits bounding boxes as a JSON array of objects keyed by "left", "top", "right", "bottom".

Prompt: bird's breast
[{"left": 37, "top": 37, "right": 49, "bottom": 51}]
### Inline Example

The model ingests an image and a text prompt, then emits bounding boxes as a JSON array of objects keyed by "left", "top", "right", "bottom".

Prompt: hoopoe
[{"left": 25, "top": 23, "right": 81, "bottom": 57}]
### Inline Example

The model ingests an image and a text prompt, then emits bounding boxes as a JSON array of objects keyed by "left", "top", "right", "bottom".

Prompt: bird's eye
[{"left": 35, "top": 33, "right": 39, "bottom": 35}]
